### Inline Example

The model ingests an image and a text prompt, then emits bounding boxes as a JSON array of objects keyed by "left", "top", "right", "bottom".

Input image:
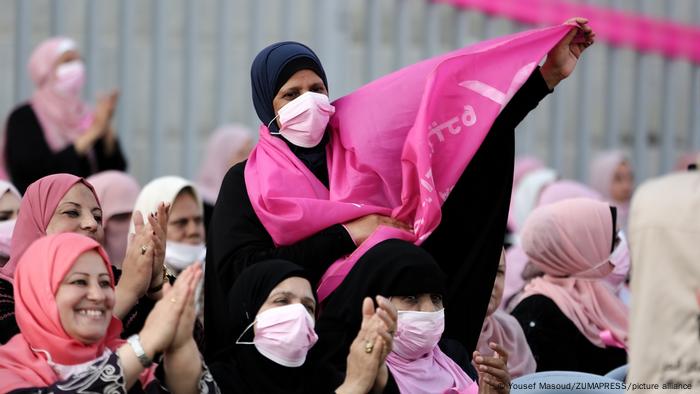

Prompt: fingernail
[
  {"left": 480, "top": 365, "right": 487, "bottom": 371},
  {"left": 476, "top": 356, "right": 483, "bottom": 363}
]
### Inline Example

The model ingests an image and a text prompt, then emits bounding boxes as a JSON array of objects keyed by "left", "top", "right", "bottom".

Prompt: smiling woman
[{"left": 0, "top": 233, "right": 219, "bottom": 393}]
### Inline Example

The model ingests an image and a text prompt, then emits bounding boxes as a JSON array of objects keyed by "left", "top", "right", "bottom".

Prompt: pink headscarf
[
  {"left": 196, "top": 124, "right": 253, "bottom": 204},
  {"left": 520, "top": 198, "right": 628, "bottom": 348},
  {"left": 28, "top": 37, "right": 93, "bottom": 152},
  {"left": 502, "top": 180, "right": 603, "bottom": 309},
  {"left": 387, "top": 346, "right": 478, "bottom": 394},
  {"left": 86, "top": 171, "right": 140, "bottom": 222},
  {"left": 477, "top": 310, "right": 536, "bottom": 378},
  {"left": 5, "top": 174, "right": 98, "bottom": 282},
  {"left": 588, "top": 150, "right": 630, "bottom": 227},
  {"left": 0, "top": 233, "right": 154, "bottom": 392}
]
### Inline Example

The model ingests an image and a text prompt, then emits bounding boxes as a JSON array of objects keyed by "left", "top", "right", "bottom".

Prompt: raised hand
[
  {"left": 474, "top": 342, "right": 511, "bottom": 394},
  {"left": 138, "top": 264, "right": 195, "bottom": 358},
  {"left": 540, "top": 17, "right": 596, "bottom": 89},
  {"left": 146, "top": 202, "right": 170, "bottom": 290},
  {"left": 166, "top": 263, "right": 202, "bottom": 353}
]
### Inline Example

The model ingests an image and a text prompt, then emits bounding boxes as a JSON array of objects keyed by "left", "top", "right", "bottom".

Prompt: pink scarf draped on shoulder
[
  {"left": 477, "top": 310, "right": 536, "bottom": 378},
  {"left": 0, "top": 233, "right": 155, "bottom": 392},
  {"left": 387, "top": 346, "right": 478, "bottom": 394},
  {"left": 245, "top": 25, "right": 574, "bottom": 301},
  {"left": 519, "top": 198, "right": 628, "bottom": 348}
]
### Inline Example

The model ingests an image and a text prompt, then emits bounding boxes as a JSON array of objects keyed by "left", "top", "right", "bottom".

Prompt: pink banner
[{"left": 435, "top": 0, "right": 700, "bottom": 65}]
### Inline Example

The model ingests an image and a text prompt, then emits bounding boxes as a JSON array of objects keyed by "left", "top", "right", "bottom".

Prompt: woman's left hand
[
  {"left": 474, "top": 342, "right": 511, "bottom": 394},
  {"left": 540, "top": 17, "right": 596, "bottom": 89},
  {"left": 147, "top": 202, "right": 170, "bottom": 292},
  {"left": 165, "top": 263, "right": 202, "bottom": 353}
]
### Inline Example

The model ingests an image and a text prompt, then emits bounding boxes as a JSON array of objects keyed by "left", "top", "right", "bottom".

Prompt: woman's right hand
[
  {"left": 74, "top": 91, "right": 118, "bottom": 154},
  {"left": 138, "top": 264, "right": 195, "bottom": 357},
  {"left": 118, "top": 211, "right": 156, "bottom": 298},
  {"left": 166, "top": 263, "right": 202, "bottom": 353},
  {"left": 337, "top": 297, "right": 396, "bottom": 394},
  {"left": 343, "top": 214, "right": 412, "bottom": 246}
]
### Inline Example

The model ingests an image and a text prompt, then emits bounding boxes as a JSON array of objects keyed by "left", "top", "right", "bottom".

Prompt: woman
[
  {"left": 589, "top": 150, "right": 634, "bottom": 230},
  {"left": 511, "top": 198, "right": 628, "bottom": 374},
  {"left": 209, "top": 259, "right": 396, "bottom": 393},
  {"left": 0, "top": 173, "right": 166, "bottom": 344},
  {"left": 0, "top": 180, "right": 21, "bottom": 222},
  {"left": 206, "top": 20, "right": 596, "bottom": 361},
  {"left": 315, "top": 239, "right": 510, "bottom": 394},
  {"left": 0, "top": 232, "right": 217, "bottom": 393},
  {"left": 87, "top": 171, "right": 141, "bottom": 268},
  {"left": 131, "top": 176, "right": 205, "bottom": 278},
  {"left": 477, "top": 249, "right": 536, "bottom": 378},
  {"left": 502, "top": 179, "right": 603, "bottom": 311},
  {"left": 3, "top": 37, "right": 126, "bottom": 194},
  {"left": 196, "top": 124, "right": 254, "bottom": 230}
]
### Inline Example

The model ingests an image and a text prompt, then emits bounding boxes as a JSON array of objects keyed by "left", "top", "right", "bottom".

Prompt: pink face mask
[
  {"left": 270, "top": 91, "right": 335, "bottom": 148},
  {"left": 393, "top": 309, "right": 445, "bottom": 360},
  {"left": 53, "top": 60, "right": 85, "bottom": 97},
  {"left": 236, "top": 303, "right": 318, "bottom": 367},
  {"left": 604, "top": 231, "right": 631, "bottom": 291}
]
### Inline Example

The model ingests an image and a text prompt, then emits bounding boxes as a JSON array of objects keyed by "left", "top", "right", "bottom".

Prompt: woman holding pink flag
[{"left": 205, "top": 18, "right": 595, "bottom": 365}]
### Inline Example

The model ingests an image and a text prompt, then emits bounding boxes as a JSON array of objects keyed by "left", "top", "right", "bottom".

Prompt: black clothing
[
  {"left": 4, "top": 104, "right": 127, "bottom": 194},
  {"left": 0, "top": 277, "right": 18, "bottom": 344},
  {"left": 205, "top": 68, "right": 552, "bottom": 362},
  {"left": 208, "top": 260, "right": 342, "bottom": 394},
  {"left": 511, "top": 294, "right": 627, "bottom": 375}
]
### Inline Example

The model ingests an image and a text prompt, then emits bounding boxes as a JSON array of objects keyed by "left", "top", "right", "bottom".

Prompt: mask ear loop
[
  {"left": 235, "top": 320, "right": 257, "bottom": 345},
  {"left": 267, "top": 114, "right": 281, "bottom": 135}
]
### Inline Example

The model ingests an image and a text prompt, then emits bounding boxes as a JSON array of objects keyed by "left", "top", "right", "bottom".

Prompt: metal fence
[{"left": 1, "top": 0, "right": 698, "bottom": 184}]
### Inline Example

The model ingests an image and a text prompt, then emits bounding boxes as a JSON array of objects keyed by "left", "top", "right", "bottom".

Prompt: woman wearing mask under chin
[
  {"left": 3, "top": 37, "right": 127, "bottom": 194},
  {"left": 315, "top": 239, "right": 511, "bottom": 394},
  {"left": 210, "top": 259, "right": 397, "bottom": 394},
  {"left": 131, "top": 176, "right": 206, "bottom": 279}
]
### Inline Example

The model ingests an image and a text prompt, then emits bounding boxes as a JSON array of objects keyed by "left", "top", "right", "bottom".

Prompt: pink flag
[{"left": 245, "top": 25, "right": 572, "bottom": 301}]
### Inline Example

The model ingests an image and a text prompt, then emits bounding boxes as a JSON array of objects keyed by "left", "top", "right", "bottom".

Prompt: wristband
[{"left": 127, "top": 334, "right": 153, "bottom": 368}]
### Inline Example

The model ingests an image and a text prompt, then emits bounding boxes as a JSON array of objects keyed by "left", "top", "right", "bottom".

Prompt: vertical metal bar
[
  {"left": 117, "top": 0, "right": 133, "bottom": 151},
  {"left": 317, "top": 0, "right": 339, "bottom": 97},
  {"left": 50, "top": 0, "right": 65, "bottom": 36},
  {"left": 658, "top": 1, "right": 679, "bottom": 174},
  {"left": 603, "top": 0, "right": 622, "bottom": 148},
  {"left": 365, "top": 0, "right": 381, "bottom": 82},
  {"left": 248, "top": 0, "right": 263, "bottom": 126},
  {"left": 424, "top": 1, "right": 440, "bottom": 58},
  {"left": 482, "top": 14, "right": 497, "bottom": 39},
  {"left": 549, "top": 93, "right": 565, "bottom": 173},
  {"left": 214, "top": 0, "right": 231, "bottom": 125},
  {"left": 150, "top": 0, "right": 166, "bottom": 178},
  {"left": 281, "top": 1, "right": 295, "bottom": 39},
  {"left": 632, "top": 53, "right": 649, "bottom": 181},
  {"left": 394, "top": 0, "right": 409, "bottom": 70},
  {"left": 14, "top": 0, "right": 31, "bottom": 103},
  {"left": 691, "top": 66, "right": 700, "bottom": 150},
  {"left": 454, "top": 8, "right": 469, "bottom": 49},
  {"left": 182, "top": 0, "right": 198, "bottom": 178},
  {"left": 84, "top": 0, "right": 99, "bottom": 101},
  {"left": 576, "top": 57, "right": 592, "bottom": 181}
]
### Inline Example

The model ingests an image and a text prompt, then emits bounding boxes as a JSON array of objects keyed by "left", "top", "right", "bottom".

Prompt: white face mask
[
  {"left": 393, "top": 309, "right": 445, "bottom": 360},
  {"left": 164, "top": 241, "right": 206, "bottom": 273},
  {"left": 269, "top": 91, "right": 335, "bottom": 148},
  {"left": 236, "top": 303, "right": 318, "bottom": 367}
]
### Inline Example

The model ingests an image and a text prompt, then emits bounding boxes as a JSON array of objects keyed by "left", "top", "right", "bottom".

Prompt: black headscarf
[
  {"left": 209, "top": 259, "right": 340, "bottom": 394},
  {"left": 250, "top": 41, "right": 331, "bottom": 186},
  {"left": 311, "top": 239, "right": 446, "bottom": 370}
]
